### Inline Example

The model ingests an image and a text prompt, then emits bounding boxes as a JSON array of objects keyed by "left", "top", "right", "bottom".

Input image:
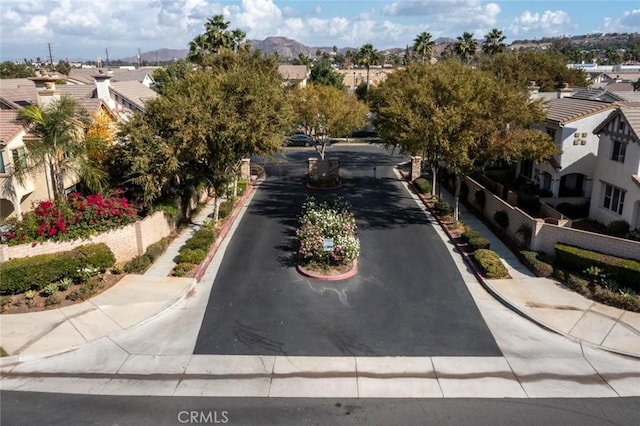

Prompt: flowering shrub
[
  {"left": 2, "top": 190, "right": 138, "bottom": 245},
  {"left": 297, "top": 196, "right": 359, "bottom": 266}
]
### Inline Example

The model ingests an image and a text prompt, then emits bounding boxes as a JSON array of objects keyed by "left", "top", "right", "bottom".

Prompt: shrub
[
  {"left": 123, "top": 255, "right": 151, "bottom": 273},
  {"left": 41, "top": 283, "right": 59, "bottom": 297},
  {"left": 629, "top": 228, "right": 640, "bottom": 242},
  {"left": 184, "top": 230, "right": 216, "bottom": 251},
  {"left": 176, "top": 248, "right": 207, "bottom": 265},
  {"left": 218, "top": 199, "right": 235, "bottom": 219},
  {"left": 520, "top": 251, "right": 553, "bottom": 277},
  {"left": 0, "top": 252, "right": 82, "bottom": 294},
  {"left": 72, "top": 243, "right": 116, "bottom": 272},
  {"left": 474, "top": 190, "right": 486, "bottom": 210},
  {"left": 565, "top": 274, "right": 590, "bottom": 295},
  {"left": 472, "top": 249, "right": 509, "bottom": 279},
  {"left": 111, "top": 264, "right": 124, "bottom": 275},
  {"left": 554, "top": 244, "right": 640, "bottom": 292},
  {"left": 468, "top": 236, "right": 491, "bottom": 251},
  {"left": 493, "top": 210, "right": 509, "bottom": 230},
  {"left": 173, "top": 263, "right": 198, "bottom": 277},
  {"left": 153, "top": 200, "right": 179, "bottom": 220},
  {"left": 460, "top": 228, "right": 482, "bottom": 243},
  {"left": 434, "top": 200, "right": 453, "bottom": 216},
  {"left": 145, "top": 238, "right": 168, "bottom": 262},
  {"left": 593, "top": 285, "right": 640, "bottom": 312},
  {"left": 45, "top": 294, "right": 61, "bottom": 306},
  {"left": 413, "top": 177, "right": 432, "bottom": 195},
  {"left": 59, "top": 277, "right": 74, "bottom": 290},
  {"left": 237, "top": 180, "right": 249, "bottom": 195},
  {"left": 24, "top": 290, "right": 38, "bottom": 300},
  {"left": 607, "top": 220, "right": 630, "bottom": 238}
]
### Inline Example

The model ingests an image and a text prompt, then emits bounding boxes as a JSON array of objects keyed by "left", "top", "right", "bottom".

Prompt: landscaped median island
[{"left": 296, "top": 196, "right": 359, "bottom": 280}]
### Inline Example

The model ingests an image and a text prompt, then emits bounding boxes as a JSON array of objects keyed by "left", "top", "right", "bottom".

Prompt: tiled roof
[
  {"left": 545, "top": 97, "right": 614, "bottom": 124},
  {"left": 110, "top": 81, "right": 158, "bottom": 111},
  {"left": 0, "top": 79, "right": 37, "bottom": 106},
  {"left": 59, "top": 84, "right": 95, "bottom": 99},
  {"left": 620, "top": 106, "right": 640, "bottom": 141},
  {"left": 0, "top": 110, "right": 26, "bottom": 143},
  {"left": 68, "top": 68, "right": 156, "bottom": 83},
  {"left": 278, "top": 65, "right": 309, "bottom": 81},
  {"left": 604, "top": 82, "right": 634, "bottom": 92}
]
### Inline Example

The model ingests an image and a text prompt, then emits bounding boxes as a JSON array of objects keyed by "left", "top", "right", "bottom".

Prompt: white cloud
[
  {"left": 601, "top": 9, "right": 640, "bottom": 33},
  {"left": 510, "top": 10, "right": 573, "bottom": 37}
]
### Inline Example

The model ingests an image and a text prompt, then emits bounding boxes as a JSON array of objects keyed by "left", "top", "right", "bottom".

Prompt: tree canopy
[
  {"left": 187, "top": 15, "right": 249, "bottom": 64},
  {"left": 454, "top": 32, "right": 478, "bottom": 64},
  {"left": 413, "top": 32, "right": 435, "bottom": 63},
  {"left": 479, "top": 49, "right": 588, "bottom": 91},
  {"left": 290, "top": 83, "right": 368, "bottom": 159},
  {"left": 309, "top": 59, "right": 345, "bottom": 89},
  {"left": 482, "top": 29, "right": 507, "bottom": 55},
  {"left": 370, "top": 60, "right": 557, "bottom": 220},
  {"left": 110, "top": 52, "right": 292, "bottom": 214}
]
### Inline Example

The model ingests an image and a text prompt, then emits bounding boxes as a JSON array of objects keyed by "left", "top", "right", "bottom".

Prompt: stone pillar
[
  {"left": 308, "top": 158, "right": 318, "bottom": 176},
  {"left": 411, "top": 156, "right": 422, "bottom": 181},
  {"left": 328, "top": 158, "right": 339, "bottom": 177},
  {"left": 240, "top": 158, "right": 251, "bottom": 180}
]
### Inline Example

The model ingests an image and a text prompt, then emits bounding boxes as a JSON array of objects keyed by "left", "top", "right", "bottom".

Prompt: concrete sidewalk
[{"left": 435, "top": 184, "right": 640, "bottom": 358}]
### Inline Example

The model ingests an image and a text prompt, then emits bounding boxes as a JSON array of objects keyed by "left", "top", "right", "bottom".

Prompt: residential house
[
  {"left": 278, "top": 65, "right": 310, "bottom": 88},
  {"left": 521, "top": 97, "right": 616, "bottom": 198},
  {"left": 0, "top": 73, "right": 119, "bottom": 219},
  {"left": 591, "top": 105, "right": 640, "bottom": 229}
]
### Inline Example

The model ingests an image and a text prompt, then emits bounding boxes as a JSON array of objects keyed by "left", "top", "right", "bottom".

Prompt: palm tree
[
  {"left": 413, "top": 31, "right": 435, "bottom": 63},
  {"left": 17, "top": 96, "right": 107, "bottom": 199},
  {"left": 454, "top": 32, "right": 477, "bottom": 64},
  {"left": 204, "top": 15, "right": 231, "bottom": 53},
  {"left": 357, "top": 43, "right": 380, "bottom": 94},
  {"left": 482, "top": 28, "right": 506, "bottom": 55}
]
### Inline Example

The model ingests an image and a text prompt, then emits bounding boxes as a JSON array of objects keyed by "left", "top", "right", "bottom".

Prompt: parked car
[{"left": 285, "top": 134, "right": 314, "bottom": 147}]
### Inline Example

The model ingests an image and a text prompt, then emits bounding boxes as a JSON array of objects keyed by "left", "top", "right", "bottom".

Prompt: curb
[
  {"left": 296, "top": 261, "right": 358, "bottom": 281},
  {"left": 194, "top": 183, "right": 256, "bottom": 282}
]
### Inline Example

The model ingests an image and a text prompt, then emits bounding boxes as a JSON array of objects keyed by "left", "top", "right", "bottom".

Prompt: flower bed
[
  {"left": 296, "top": 196, "right": 359, "bottom": 274},
  {"left": 2, "top": 190, "right": 138, "bottom": 245}
]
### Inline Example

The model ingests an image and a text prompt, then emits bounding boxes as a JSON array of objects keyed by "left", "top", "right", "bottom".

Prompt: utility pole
[
  {"left": 137, "top": 48, "right": 141, "bottom": 69},
  {"left": 47, "top": 43, "right": 55, "bottom": 71},
  {"left": 105, "top": 48, "right": 111, "bottom": 70}
]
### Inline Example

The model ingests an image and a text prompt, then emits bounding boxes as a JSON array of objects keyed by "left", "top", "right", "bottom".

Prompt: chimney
[
  {"left": 29, "top": 70, "right": 61, "bottom": 108},
  {"left": 93, "top": 70, "right": 115, "bottom": 109},
  {"left": 557, "top": 82, "right": 572, "bottom": 99}
]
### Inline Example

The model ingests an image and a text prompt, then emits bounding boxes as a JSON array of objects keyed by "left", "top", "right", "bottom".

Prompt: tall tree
[
  {"left": 479, "top": 50, "right": 588, "bottom": 91},
  {"left": 413, "top": 32, "right": 435, "bottom": 63},
  {"left": 187, "top": 15, "right": 247, "bottom": 64},
  {"left": 370, "top": 61, "right": 557, "bottom": 220},
  {"left": 113, "top": 52, "right": 293, "bottom": 216},
  {"left": 356, "top": 43, "right": 380, "bottom": 97},
  {"left": 290, "top": 83, "right": 368, "bottom": 160},
  {"left": 454, "top": 32, "right": 478, "bottom": 64},
  {"left": 17, "top": 96, "right": 107, "bottom": 199},
  {"left": 310, "top": 59, "right": 345, "bottom": 89},
  {"left": 482, "top": 28, "right": 506, "bottom": 55}
]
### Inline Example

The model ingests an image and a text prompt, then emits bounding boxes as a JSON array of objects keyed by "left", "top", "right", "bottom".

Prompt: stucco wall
[{"left": 0, "top": 211, "right": 174, "bottom": 264}]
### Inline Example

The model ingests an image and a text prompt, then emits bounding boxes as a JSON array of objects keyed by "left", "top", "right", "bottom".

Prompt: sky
[{"left": 1, "top": 0, "right": 639, "bottom": 62}]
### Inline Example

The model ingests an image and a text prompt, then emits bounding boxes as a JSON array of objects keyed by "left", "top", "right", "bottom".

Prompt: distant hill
[{"left": 118, "top": 33, "right": 639, "bottom": 63}]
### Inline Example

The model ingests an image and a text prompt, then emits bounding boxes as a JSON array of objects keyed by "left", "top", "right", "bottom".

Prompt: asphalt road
[
  {"left": 194, "top": 145, "right": 501, "bottom": 356},
  {"left": 3, "top": 391, "right": 640, "bottom": 426}
]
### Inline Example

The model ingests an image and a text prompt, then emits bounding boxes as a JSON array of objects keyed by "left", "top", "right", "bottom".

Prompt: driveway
[{"left": 194, "top": 145, "right": 501, "bottom": 357}]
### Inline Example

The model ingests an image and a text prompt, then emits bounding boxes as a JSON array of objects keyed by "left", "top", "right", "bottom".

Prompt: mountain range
[{"left": 120, "top": 33, "right": 639, "bottom": 63}]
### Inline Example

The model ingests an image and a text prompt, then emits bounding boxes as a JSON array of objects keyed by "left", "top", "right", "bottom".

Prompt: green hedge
[
  {"left": 554, "top": 243, "right": 640, "bottom": 291},
  {"left": 472, "top": 249, "right": 509, "bottom": 279},
  {"left": 123, "top": 255, "right": 151, "bottom": 273},
  {"left": 468, "top": 236, "right": 490, "bottom": 251},
  {"left": 72, "top": 243, "right": 116, "bottom": 271},
  {"left": 237, "top": 180, "right": 249, "bottom": 195},
  {"left": 176, "top": 248, "right": 207, "bottom": 265},
  {"left": 413, "top": 177, "right": 432, "bottom": 195},
  {"left": 0, "top": 244, "right": 115, "bottom": 295},
  {"left": 184, "top": 229, "right": 216, "bottom": 251},
  {"left": 145, "top": 238, "right": 168, "bottom": 262},
  {"left": 520, "top": 250, "right": 553, "bottom": 277},
  {"left": 218, "top": 199, "right": 236, "bottom": 219},
  {"left": 460, "top": 228, "right": 481, "bottom": 243}
]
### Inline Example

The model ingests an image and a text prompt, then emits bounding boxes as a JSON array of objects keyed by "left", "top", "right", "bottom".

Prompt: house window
[
  {"left": 602, "top": 183, "right": 625, "bottom": 215},
  {"left": 520, "top": 160, "right": 533, "bottom": 179},
  {"left": 11, "top": 147, "right": 27, "bottom": 170},
  {"left": 610, "top": 141, "right": 626, "bottom": 163},
  {"left": 0, "top": 151, "right": 5, "bottom": 173},
  {"left": 546, "top": 128, "right": 556, "bottom": 140}
]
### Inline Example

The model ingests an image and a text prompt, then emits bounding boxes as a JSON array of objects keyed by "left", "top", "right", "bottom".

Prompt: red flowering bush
[{"left": 2, "top": 190, "right": 138, "bottom": 245}]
